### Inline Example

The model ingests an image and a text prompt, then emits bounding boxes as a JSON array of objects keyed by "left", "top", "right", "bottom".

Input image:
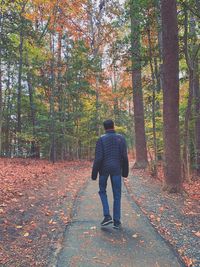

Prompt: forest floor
[
  {"left": 125, "top": 168, "right": 200, "bottom": 267},
  {"left": 0, "top": 158, "right": 91, "bottom": 267},
  {"left": 0, "top": 158, "right": 199, "bottom": 267}
]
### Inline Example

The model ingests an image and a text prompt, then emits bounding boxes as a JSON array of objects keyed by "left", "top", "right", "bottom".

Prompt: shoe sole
[
  {"left": 101, "top": 219, "right": 113, "bottom": 226},
  {"left": 113, "top": 225, "right": 122, "bottom": 229}
]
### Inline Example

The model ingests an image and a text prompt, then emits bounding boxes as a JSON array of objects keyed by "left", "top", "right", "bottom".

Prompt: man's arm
[
  {"left": 121, "top": 137, "right": 129, "bottom": 178},
  {"left": 91, "top": 138, "right": 103, "bottom": 180}
]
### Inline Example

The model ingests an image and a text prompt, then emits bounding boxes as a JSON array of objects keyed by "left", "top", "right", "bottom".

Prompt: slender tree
[
  {"left": 0, "top": 11, "right": 3, "bottom": 155},
  {"left": 161, "top": 0, "right": 182, "bottom": 192},
  {"left": 130, "top": 0, "right": 148, "bottom": 168},
  {"left": 49, "top": 33, "right": 56, "bottom": 163},
  {"left": 17, "top": 5, "right": 25, "bottom": 135},
  {"left": 194, "top": 59, "right": 200, "bottom": 175}
]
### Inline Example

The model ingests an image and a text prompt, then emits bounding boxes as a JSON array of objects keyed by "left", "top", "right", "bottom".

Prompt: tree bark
[
  {"left": 5, "top": 62, "right": 11, "bottom": 156},
  {"left": 87, "top": 0, "right": 105, "bottom": 136},
  {"left": 17, "top": 19, "right": 24, "bottom": 134},
  {"left": 161, "top": 0, "right": 182, "bottom": 192},
  {"left": 182, "top": 8, "right": 200, "bottom": 180},
  {"left": 182, "top": 71, "right": 193, "bottom": 181},
  {"left": 57, "top": 29, "right": 65, "bottom": 160},
  {"left": 194, "top": 58, "right": 200, "bottom": 176},
  {"left": 182, "top": 8, "right": 193, "bottom": 181},
  {"left": 27, "top": 66, "right": 40, "bottom": 158},
  {"left": 49, "top": 34, "right": 56, "bottom": 163},
  {"left": 0, "top": 11, "right": 3, "bottom": 155},
  {"left": 147, "top": 25, "right": 157, "bottom": 167},
  {"left": 130, "top": 0, "right": 148, "bottom": 169}
]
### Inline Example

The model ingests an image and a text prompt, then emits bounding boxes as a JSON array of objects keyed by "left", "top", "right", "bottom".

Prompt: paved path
[{"left": 56, "top": 179, "right": 184, "bottom": 267}]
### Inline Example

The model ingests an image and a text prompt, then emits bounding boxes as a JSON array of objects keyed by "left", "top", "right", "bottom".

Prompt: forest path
[{"left": 56, "top": 178, "right": 184, "bottom": 267}]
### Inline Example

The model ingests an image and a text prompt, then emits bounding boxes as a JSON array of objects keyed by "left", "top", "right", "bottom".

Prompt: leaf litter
[
  {"left": 125, "top": 168, "right": 200, "bottom": 267},
  {"left": 0, "top": 158, "right": 91, "bottom": 267}
]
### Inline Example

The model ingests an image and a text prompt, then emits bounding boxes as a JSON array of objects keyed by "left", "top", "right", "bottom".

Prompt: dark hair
[{"left": 103, "top": 119, "right": 114, "bottom": 130}]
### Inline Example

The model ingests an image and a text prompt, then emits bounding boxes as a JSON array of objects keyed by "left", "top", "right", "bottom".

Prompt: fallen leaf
[
  {"left": 150, "top": 214, "right": 155, "bottom": 219},
  {"left": 174, "top": 222, "right": 182, "bottom": 227},
  {"left": 19, "top": 209, "right": 24, "bottom": 212},
  {"left": 28, "top": 196, "right": 35, "bottom": 200},
  {"left": 182, "top": 255, "right": 194, "bottom": 266},
  {"left": 11, "top": 198, "right": 18, "bottom": 202},
  {"left": 159, "top": 207, "right": 164, "bottom": 212},
  {"left": 48, "top": 219, "right": 53, "bottom": 224},
  {"left": 194, "top": 231, "right": 200, "bottom": 237},
  {"left": 0, "top": 203, "right": 7, "bottom": 207},
  {"left": 23, "top": 232, "right": 29, "bottom": 237},
  {"left": 16, "top": 225, "right": 23, "bottom": 229},
  {"left": 156, "top": 217, "right": 161, "bottom": 222}
]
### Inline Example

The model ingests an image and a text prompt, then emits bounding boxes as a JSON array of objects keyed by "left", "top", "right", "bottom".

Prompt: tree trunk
[
  {"left": 0, "top": 12, "right": 3, "bottom": 156},
  {"left": 57, "top": 29, "right": 65, "bottom": 160},
  {"left": 95, "top": 75, "right": 101, "bottom": 136},
  {"left": 5, "top": 62, "right": 11, "bottom": 156},
  {"left": 147, "top": 25, "right": 157, "bottom": 171},
  {"left": 49, "top": 34, "right": 56, "bottom": 163},
  {"left": 17, "top": 23, "right": 24, "bottom": 135},
  {"left": 87, "top": 0, "right": 105, "bottom": 136},
  {"left": 111, "top": 51, "right": 119, "bottom": 124},
  {"left": 182, "top": 71, "right": 193, "bottom": 181},
  {"left": 156, "top": 0, "right": 163, "bottom": 61},
  {"left": 182, "top": 8, "right": 200, "bottom": 180},
  {"left": 182, "top": 8, "right": 193, "bottom": 181},
  {"left": 161, "top": 0, "right": 182, "bottom": 192},
  {"left": 130, "top": 0, "right": 148, "bottom": 169},
  {"left": 194, "top": 58, "right": 200, "bottom": 176},
  {"left": 27, "top": 67, "right": 40, "bottom": 158}
]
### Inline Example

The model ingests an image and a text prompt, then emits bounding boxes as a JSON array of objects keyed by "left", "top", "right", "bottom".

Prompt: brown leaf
[
  {"left": 159, "top": 207, "right": 164, "bottom": 213},
  {"left": 174, "top": 222, "right": 182, "bottom": 227},
  {"left": 194, "top": 231, "right": 200, "bottom": 237}
]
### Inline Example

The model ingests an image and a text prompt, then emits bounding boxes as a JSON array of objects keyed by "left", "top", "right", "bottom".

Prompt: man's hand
[{"left": 91, "top": 176, "right": 97, "bottom": 181}]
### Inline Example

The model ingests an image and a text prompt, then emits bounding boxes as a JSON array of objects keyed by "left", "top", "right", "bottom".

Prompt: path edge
[
  {"left": 47, "top": 175, "right": 91, "bottom": 267},
  {"left": 124, "top": 177, "right": 186, "bottom": 267}
]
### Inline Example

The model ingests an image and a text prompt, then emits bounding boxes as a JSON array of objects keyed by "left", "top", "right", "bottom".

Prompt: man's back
[
  {"left": 92, "top": 129, "right": 128, "bottom": 179},
  {"left": 100, "top": 131, "right": 125, "bottom": 175}
]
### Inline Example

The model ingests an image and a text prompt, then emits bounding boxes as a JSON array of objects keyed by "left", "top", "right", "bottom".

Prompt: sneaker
[
  {"left": 113, "top": 220, "right": 122, "bottom": 229},
  {"left": 101, "top": 215, "right": 113, "bottom": 226}
]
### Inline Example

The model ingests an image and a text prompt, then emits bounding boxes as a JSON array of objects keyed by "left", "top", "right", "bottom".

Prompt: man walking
[{"left": 91, "top": 120, "right": 129, "bottom": 229}]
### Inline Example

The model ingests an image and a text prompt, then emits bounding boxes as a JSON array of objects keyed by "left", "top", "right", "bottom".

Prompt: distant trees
[
  {"left": 0, "top": 0, "right": 131, "bottom": 160},
  {"left": 0, "top": 0, "right": 199, "bottom": 189}
]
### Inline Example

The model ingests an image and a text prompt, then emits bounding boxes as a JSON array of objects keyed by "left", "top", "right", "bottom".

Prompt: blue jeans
[{"left": 98, "top": 175, "right": 121, "bottom": 221}]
